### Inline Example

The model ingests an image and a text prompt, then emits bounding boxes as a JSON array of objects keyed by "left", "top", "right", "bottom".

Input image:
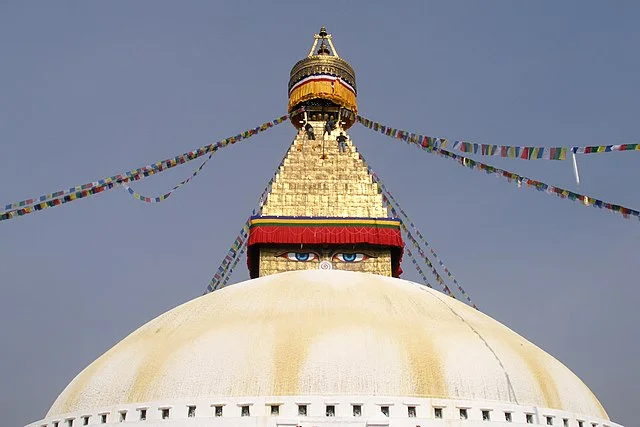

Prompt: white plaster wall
[{"left": 28, "top": 395, "right": 622, "bottom": 427}]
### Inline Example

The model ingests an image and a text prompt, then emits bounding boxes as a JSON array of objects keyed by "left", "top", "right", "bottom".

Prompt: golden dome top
[
  {"left": 287, "top": 28, "right": 356, "bottom": 94},
  {"left": 288, "top": 27, "right": 358, "bottom": 129}
]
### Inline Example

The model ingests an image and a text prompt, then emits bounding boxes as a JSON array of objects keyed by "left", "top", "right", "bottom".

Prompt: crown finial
[
  {"left": 317, "top": 40, "right": 330, "bottom": 55},
  {"left": 288, "top": 28, "right": 358, "bottom": 129}
]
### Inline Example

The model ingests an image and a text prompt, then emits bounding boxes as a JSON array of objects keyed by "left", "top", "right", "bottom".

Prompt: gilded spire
[
  {"left": 245, "top": 28, "right": 403, "bottom": 280},
  {"left": 249, "top": 126, "right": 402, "bottom": 278}
]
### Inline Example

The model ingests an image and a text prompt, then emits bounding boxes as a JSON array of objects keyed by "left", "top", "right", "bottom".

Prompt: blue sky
[{"left": 1, "top": 2, "right": 638, "bottom": 426}]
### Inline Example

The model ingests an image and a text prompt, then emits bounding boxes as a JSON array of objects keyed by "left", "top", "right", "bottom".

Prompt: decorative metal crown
[
  {"left": 288, "top": 27, "right": 357, "bottom": 94},
  {"left": 287, "top": 27, "right": 358, "bottom": 129}
]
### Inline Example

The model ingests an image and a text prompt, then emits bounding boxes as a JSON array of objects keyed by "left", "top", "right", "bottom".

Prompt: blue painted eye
[
  {"left": 281, "top": 252, "right": 319, "bottom": 262},
  {"left": 333, "top": 253, "right": 368, "bottom": 263},
  {"left": 295, "top": 253, "right": 310, "bottom": 261},
  {"left": 342, "top": 253, "right": 358, "bottom": 262}
]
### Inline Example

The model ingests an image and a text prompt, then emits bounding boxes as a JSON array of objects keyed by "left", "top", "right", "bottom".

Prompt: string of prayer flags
[
  {"left": 374, "top": 189, "right": 456, "bottom": 297},
  {"left": 220, "top": 244, "right": 247, "bottom": 289},
  {"left": 358, "top": 115, "right": 640, "bottom": 221},
  {"left": 122, "top": 149, "right": 215, "bottom": 203},
  {"left": 122, "top": 117, "right": 303, "bottom": 205},
  {"left": 435, "top": 148, "right": 639, "bottom": 220},
  {"left": 205, "top": 136, "right": 323, "bottom": 294},
  {"left": 257, "top": 140, "right": 294, "bottom": 210},
  {"left": 0, "top": 182, "right": 121, "bottom": 220},
  {"left": 359, "top": 151, "right": 478, "bottom": 307},
  {"left": 214, "top": 223, "right": 249, "bottom": 290},
  {"left": 405, "top": 248, "right": 433, "bottom": 289},
  {"left": 204, "top": 144, "right": 294, "bottom": 294},
  {"left": 356, "top": 115, "right": 640, "bottom": 160},
  {"left": 401, "top": 221, "right": 457, "bottom": 300},
  {"left": 378, "top": 184, "right": 478, "bottom": 309},
  {"left": 129, "top": 131, "right": 296, "bottom": 207},
  {"left": 374, "top": 173, "right": 476, "bottom": 308},
  {"left": 204, "top": 143, "right": 296, "bottom": 294},
  {"left": 206, "top": 219, "right": 251, "bottom": 293},
  {"left": 1, "top": 112, "right": 294, "bottom": 222}
]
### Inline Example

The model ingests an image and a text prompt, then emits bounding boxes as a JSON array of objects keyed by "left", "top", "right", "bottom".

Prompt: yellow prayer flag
[
  {"left": 531, "top": 147, "right": 540, "bottom": 158},
  {"left": 559, "top": 147, "right": 567, "bottom": 160}
]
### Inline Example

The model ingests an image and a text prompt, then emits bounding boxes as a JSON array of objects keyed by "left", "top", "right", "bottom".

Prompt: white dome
[{"left": 46, "top": 270, "right": 608, "bottom": 423}]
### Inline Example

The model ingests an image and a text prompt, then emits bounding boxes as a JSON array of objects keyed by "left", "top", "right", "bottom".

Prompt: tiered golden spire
[
  {"left": 246, "top": 28, "right": 403, "bottom": 279},
  {"left": 261, "top": 126, "right": 387, "bottom": 218}
]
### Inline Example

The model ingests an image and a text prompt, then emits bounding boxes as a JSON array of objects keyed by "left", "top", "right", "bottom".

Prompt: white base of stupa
[{"left": 27, "top": 395, "right": 619, "bottom": 427}]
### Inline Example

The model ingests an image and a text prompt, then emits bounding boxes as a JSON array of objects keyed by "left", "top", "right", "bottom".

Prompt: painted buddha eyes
[
  {"left": 281, "top": 252, "right": 319, "bottom": 262},
  {"left": 279, "top": 251, "right": 369, "bottom": 263},
  {"left": 333, "top": 253, "right": 368, "bottom": 263}
]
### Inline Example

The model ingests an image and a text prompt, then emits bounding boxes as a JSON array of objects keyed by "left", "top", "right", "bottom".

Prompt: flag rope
[
  {"left": 400, "top": 221, "right": 457, "bottom": 299},
  {"left": 404, "top": 247, "right": 433, "bottom": 289},
  {"left": 1, "top": 111, "right": 296, "bottom": 221},
  {"left": 357, "top": 115, "right": 640, "bottom": 221},
  {"left": 204, "top": 137, "right": 295, "bottom": 293},
  {"left": 205, "top": 219, "right": 251, "bottom": 293},
  {"left": 375, "top": 176, "right": 478, "bottom": 309},
  {"left": 355, "top": 115, "right": 640, "bottom": 160},
  {"left": 220, "top": 244, "right": 247, "bottom": 288},
  {"left": 122, "top": 148, "right": 215, "bottom": 203},
  {"left": 358, "top": 150, "right": 474, "bottom": 305}
]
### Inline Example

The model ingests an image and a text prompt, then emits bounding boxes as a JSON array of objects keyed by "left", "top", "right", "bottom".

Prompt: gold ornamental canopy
[{"left": 288, "top": 27, "right": 357, "bottom": 129}]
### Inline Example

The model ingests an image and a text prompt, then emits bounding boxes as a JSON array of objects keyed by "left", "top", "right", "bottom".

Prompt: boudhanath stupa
[{"left": 29, "top": 27, "right": 621, "bottom": 427}]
